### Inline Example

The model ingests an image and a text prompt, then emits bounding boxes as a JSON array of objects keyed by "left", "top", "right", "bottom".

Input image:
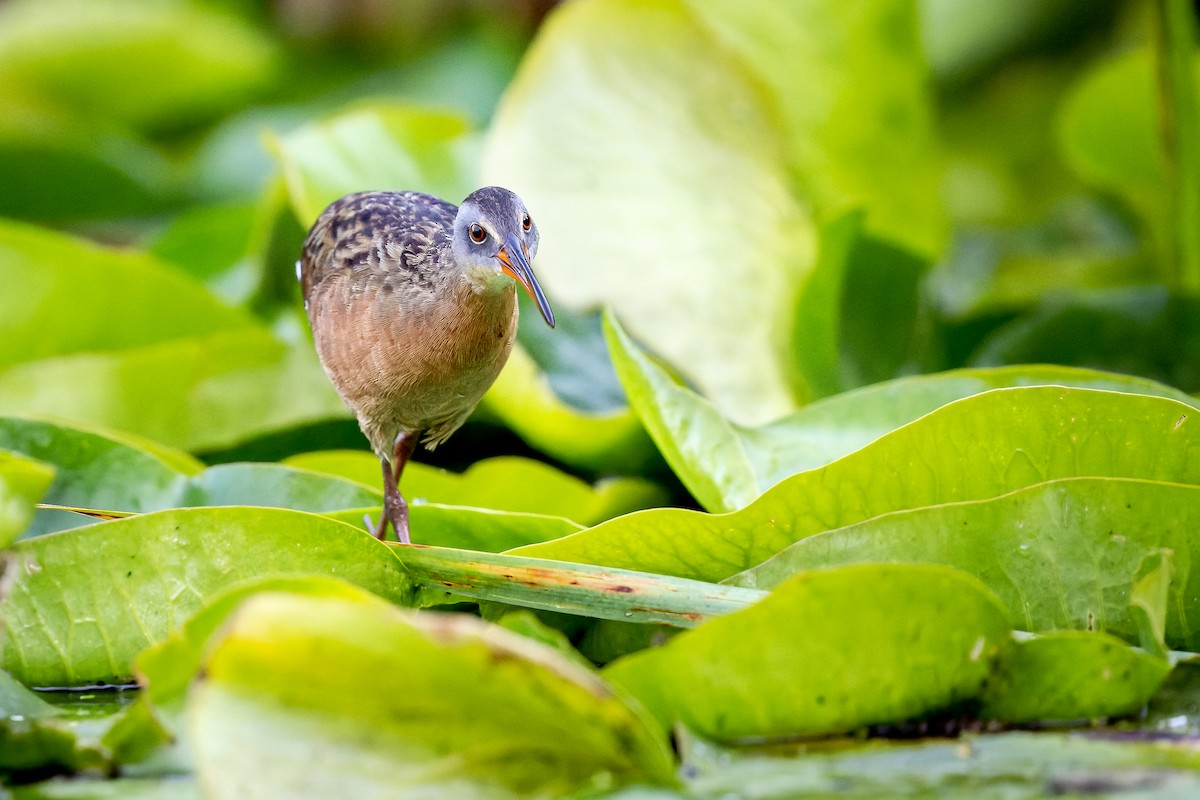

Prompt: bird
[{"left": 298, "top": 187, "right": 555, "bottom": 544}]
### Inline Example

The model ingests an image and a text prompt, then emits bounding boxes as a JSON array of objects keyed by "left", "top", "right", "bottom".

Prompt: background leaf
[
  {"left": 484, "top": 0, "right": 815, "bottom": 425},
  {"left": 0, "top": 450, "right": 54, "bottom": 546},
  {"left": 286, "top": 450, "right": 664, "bottom": 525}
]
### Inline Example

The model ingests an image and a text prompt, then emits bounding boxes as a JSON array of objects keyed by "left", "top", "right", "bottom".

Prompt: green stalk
[
  {"left": 390, "top": 543, "right": 765, "bottom": 628},
  {"left": 1156, "top": 0, "right": 1200, "bottom": 292}
]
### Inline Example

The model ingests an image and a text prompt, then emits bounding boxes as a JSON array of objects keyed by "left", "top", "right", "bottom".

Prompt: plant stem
[
  {"left": 1156, "top": 0, "right": 1200, "bottom": 293},
  {"left": 391, "top": 543, "right": 765, "bottom": 627}
]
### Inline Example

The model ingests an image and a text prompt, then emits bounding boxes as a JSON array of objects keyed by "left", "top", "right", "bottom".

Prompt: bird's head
[{"left": 452, "top": 186, "right": 555, "bottom": 328}]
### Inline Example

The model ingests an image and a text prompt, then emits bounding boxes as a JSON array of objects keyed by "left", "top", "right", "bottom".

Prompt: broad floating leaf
[
  {"left": 603, "top": 564, "right": 1009, "bottom": 740},
  {"left": 732, "top": 478, "right": 1200, "bottom": 649},
  {"left": 516, "top": 388, "right": 1200, "bottom": 582},
  {"left": 657, "top": 731, "right": 1200, "bottom": 799},
  {"left": 0, "top": 507, "right": 411, "bottom": 687},
  {"left": 0, "top": 220, "right": 345, "bottom": 452},
  {"left": 980, "top": 632, "right": 1169, "bottom": 724},
  {"left": 187, "top": 589, "right": 675, "bottom": 798},
  {"left": 607, "top": 310, "right": 1200, "bottom": 511},
  {"left": 135, "top": 576, "right": 372, "bottom": 728}
]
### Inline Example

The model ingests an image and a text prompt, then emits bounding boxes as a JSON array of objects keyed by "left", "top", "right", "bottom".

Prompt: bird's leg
[{"left": 372, "top": 432, "right": 418, "bottom": 543}]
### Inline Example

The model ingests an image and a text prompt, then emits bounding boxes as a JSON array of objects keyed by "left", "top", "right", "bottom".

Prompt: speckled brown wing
[{"left": 299, "top": 191, "right": 458, "bottom": 303}]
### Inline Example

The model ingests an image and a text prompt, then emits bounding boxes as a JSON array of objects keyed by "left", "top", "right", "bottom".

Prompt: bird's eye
[
  {"left": 469, "top": 224, "right": 487, "bottom": 244},
  {"left": 522, "top": 214, "right": 532, "bottom": 232}
]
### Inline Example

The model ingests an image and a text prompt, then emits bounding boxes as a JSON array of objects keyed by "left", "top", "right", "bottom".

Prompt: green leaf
[
  {"left": 0, "top": 507, "right": 412, "bottom": 687},
  {"left": 979, "top": 632, "right": 1170, "bottom": 724},
  {"left": 968, "top": 288, "right": 1200, "bottom": 394},
  {"left": 0, "top": 0, "right": 279, "bottom": 132},
  {"left": 11, "top": 777, "right": 201, "bottom": 799},
  {"left": 486, "top": 0, "right": 942, "bottom": 424},
  {"left": 607, "top": 311, "right": 1200, "bottom": 512},
  {"left": 147, "top": 203, "right": 263, "bottom": 306},
  {"left": 496, "top": 610, "right": 595, "bottom": 671},
  {"left": 680, "top": 0, "right": 944, "bottom": 257},
  {"left": 0, "top": 97, "right": 175, "bottom": 222},
  {"left": 308, "top": 503, "right": 582, "bottom": 551},
  {"left": 515, "top": 388, "right": 1200, "bottom": 582},
  {"left": 0, "top": 670, "right": 108, "bottom": 773},
  {"left": 0, "top": 418, "right": 386, "bottom": 534},
  {"left": 1131, "top": 550, "right": 1172, "bottom": 659},
  {"left": 0, "top": 220, "right": 350, "bottom": 454},
  {"left": 732, "top": 478, "right": 1200, "bottom": 649},
  {"left": 484, "top": 0, "right": 814, "bottom": 425},
  {"left": 603, "top": 311, "right": 759, "bottom": 513},
  {"left": 0, "top": 220, "right": 254, "bottom": 372},
  {"left": 0, "top": 450, "right": 54, "bottom": 546},
  {"left": 476, "top": 342, "right": 656, "bottom": 474},
  {"left": 138, "top": 576, "right": 371, "bottom": 715},
  {"left": 1058, "top": 49, "right": 1166, "bottom": 196},
  {"left": 651, "top": 730, "right": 1200, "bottom": 799},
  {"left": 187, "top": 589, "right": 676, "bottom": 797},
  {"left": 786, "top": 213, "right": 859, "bottom": 399},
  {"left": 0, "top": 417, "right": 194, "bottom": 534},
  {"left": 0, "top": 330, "right": 347, "bottom": 455},
  {"left": 835, "top": 234, "right": 927, "bottom": 389},
  {"left": 603, "top": 564, "right": 1009, "bottom": 740},
  {"left": 286, "top": 450, "right": 663, "bottom": 525},
  {"left": 273, "top": 104, "right": 477, "bottom": 227},
  {"left": 180, "top": 463, "right": 380, "bottom": 513}
]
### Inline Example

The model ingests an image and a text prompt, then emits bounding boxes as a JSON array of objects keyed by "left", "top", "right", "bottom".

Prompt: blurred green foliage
[
  {"left": 3, "top": 0, "right": 1200, "bottom": 796},
  {"left": 0, "top": 0, "right": 1194, "bottom": 460}
]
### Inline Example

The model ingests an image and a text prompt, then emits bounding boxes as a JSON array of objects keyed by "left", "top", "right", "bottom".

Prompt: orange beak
[{"left": 497, "top": 233, "right": 555, "bottom": 328}]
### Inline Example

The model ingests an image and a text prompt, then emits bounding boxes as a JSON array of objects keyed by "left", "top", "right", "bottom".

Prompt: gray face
[
  {"left": 451, "top": 186, "right": 540, "bottom": 273},
  {"left": 451, "top": 186, "right": 554, "bottom": 328}
]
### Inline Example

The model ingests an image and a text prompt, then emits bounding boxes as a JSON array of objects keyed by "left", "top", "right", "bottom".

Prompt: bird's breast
[{"left": 309, "top": 275, "right": 518, "bottom": 430}]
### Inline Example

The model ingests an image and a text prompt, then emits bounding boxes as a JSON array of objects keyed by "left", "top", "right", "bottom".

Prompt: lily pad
[
  {"left": 731, "top": 478, "right": 1200, "bottom": 649},
  {"left": 629, "top": 731, "right": 1200, "bottom": 799},
  {"left": 514, "top": 388, "right": 1200, "bottom": 582},
  {"left": 187, "top": 588, "right": 676, "bottom": 797},
  {"left": 980, "top": 632, "right": 1170, "bottom": 724},
  {"left": 0, "top": 507, "right": 411, "bottom": 687},
  {"left": 603, "top": 564, "right": 1010, "bottom": 740}
]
